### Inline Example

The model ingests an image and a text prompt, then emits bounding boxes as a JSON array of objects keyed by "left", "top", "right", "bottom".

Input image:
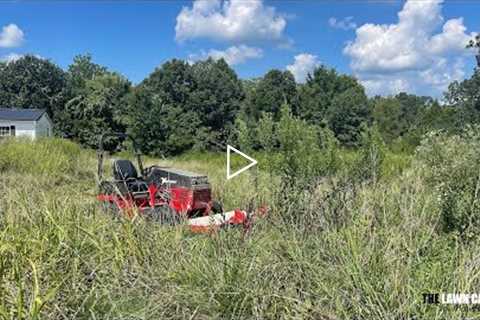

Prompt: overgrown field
[{"left": 1, "top": 136, "right": 480, "bottom": 319}]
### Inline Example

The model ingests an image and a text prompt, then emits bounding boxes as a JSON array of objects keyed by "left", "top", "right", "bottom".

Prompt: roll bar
[{"left": 97, "top": 133, "right": 144, "bottom": 183}]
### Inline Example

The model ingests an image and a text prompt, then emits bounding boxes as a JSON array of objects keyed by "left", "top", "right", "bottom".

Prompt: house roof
[{"left": 0, "top": 108, "right": 47, "bottom": 121}]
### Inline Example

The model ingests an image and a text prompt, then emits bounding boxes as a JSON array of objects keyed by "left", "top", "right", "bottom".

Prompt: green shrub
[
  {"left": 233, "top": 117, "right": 253, "bottom": 152},
  {"left": 256, "top": 112, "right": 277, "bottom": 152},
  {"left": 416, "top": 127, "right": 480, "bottom": 240},
  {"left": 352, "top": 125, "right": 386, "bottom": 184},
  {"left": 274, "top": 104, "right": 332, "bottom": 187}
]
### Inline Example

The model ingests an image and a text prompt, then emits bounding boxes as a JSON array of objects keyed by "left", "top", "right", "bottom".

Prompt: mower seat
[{"left": 113, "top": 160, "right": 148, "bottom": 193}]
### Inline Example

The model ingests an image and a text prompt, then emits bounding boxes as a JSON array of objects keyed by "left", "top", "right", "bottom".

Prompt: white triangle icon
[{"left": 226, "top": 145, "right": 258, "bottom": 180}]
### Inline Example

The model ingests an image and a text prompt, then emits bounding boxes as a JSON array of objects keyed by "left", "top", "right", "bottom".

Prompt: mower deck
[{"left": 187, "top": 209, "right": 250, "bottom": 233}]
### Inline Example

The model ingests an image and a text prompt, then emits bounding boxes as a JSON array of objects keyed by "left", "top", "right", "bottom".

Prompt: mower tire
[{"left": 149, "top": 205, "right": 181, "bottom": 225}]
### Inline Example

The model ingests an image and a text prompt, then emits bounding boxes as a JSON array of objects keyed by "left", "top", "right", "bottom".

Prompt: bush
[
  {"left": 274, "top": 104, "right": 331, "bottom": 187},
  {"left": 234, "top": 117, "right": 253, "bottom": 152},
  {"left": 256, "top": 112, "right": 277, "bottom": 152},
  {"left": 416, "top": 127, "right": 480, "bottom": 240},
  {"left": 352, "top": 125, "right": 386, "bottom": 184}
]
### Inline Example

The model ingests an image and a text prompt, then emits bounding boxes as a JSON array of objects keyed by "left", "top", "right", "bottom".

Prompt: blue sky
[{"left": 0, "top": 0, "right": 478, "bottom": 98}]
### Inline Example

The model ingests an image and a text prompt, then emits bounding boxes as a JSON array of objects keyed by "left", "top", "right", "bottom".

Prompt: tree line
[{"left": 0, "top": 37, "right": 478, "bottom": 156}]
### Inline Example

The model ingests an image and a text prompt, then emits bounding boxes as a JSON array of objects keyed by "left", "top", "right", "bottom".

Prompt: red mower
[{"left": 96, "top": 133, "right": 252, "bottom": 233}]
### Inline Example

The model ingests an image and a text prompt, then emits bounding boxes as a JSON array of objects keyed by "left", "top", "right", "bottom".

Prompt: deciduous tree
[
  {"left": 60, "top": 56, "right": 130, "bottom": 149},
  {"left": 328, "top": 87, "right": 372, "bottom": 146},
  {"left": 247, "top": 69, "right": 297, "bottom": 120},
  {"left": 298, "top": 66, "right": 360, "bottom": 124},
  {"left": 0, "top": 55, "right": 66, "bottom": 117}
]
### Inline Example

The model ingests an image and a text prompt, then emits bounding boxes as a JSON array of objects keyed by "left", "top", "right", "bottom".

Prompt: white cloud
[
  {"left": 428, "top": 18, "right": 472, "bottom": 55},
  {"left": 0, "top": 24, "right": 24, "bottom": 48},
  {"left": 328, "top": 17, "right": 357, "bottom": 31},
  {"left": 286, "top": 53, "right": 321, "bottom": 83},
  {"left": 175, "top": 0, "right": 287, "bottom": 44},
  {"left": 188, "top": 45, "right": 263, "bottom": 65},
  {"left": 343, "top": 0, "right": 476, "bottom": 97}
]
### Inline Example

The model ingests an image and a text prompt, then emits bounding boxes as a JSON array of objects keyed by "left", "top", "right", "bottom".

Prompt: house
[{"left": 0, "top": 108, "right": 53, "bottom": 139}]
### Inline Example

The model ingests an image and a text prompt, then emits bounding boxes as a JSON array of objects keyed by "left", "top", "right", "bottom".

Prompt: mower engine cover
[
  {"left": 147, "top": 167, "right": 209, "bottom": 188},
  {"left": 146, "top": 167, "right": 213, "bottom": 214}
]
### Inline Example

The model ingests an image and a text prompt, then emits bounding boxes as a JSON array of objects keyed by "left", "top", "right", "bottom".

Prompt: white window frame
[{"left": 0, "top": 126, "right": 14, "bottom": 137}]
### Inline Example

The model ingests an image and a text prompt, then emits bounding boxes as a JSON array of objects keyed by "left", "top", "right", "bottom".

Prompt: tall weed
[{"left": 416, "top": 127, "right": 480, "bottom": 240}]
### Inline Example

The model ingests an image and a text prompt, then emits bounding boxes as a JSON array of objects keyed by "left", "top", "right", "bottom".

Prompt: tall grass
[
  {"left": 0, "top": 138, "right": 479, "bottom": 319},
  {"left": 0, "top": 138, "right": 93, "bottom": 181}
]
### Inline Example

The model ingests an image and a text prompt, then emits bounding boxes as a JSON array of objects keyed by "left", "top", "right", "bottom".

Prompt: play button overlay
[{"left": 226, "top": 145, "right": 258, "bottom": 180}]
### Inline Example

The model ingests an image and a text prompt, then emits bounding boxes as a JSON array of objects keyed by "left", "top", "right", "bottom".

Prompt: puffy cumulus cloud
[
  {"left": 343, "top": 0, "right": 476, "bottom": 97},
  {"left": 175, "top": 0, "right": 287, "bottom": 44},
  {"left": 429, "top": 18, "right": 473, "bottom": 55},
  {"left": 328, "top": 17, "right": 357, "bottom": 31},
  {"left": 188, "top": 45, "right": 263, "bottom": 65},
  {"left": 286, "top": 53, "right": 321, "bottom": 83},
  {"left": 361, "top": 78, "right": 411, "bottom": 96},
  {"left": 0, "top": 24, "right": 24, "bottom": 48}
]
